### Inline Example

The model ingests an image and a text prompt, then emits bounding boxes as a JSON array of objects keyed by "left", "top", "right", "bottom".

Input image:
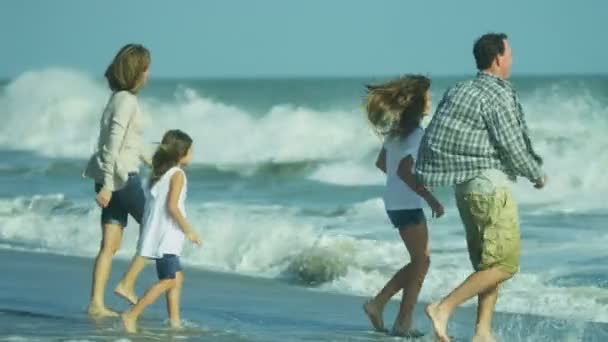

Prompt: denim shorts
[
  {"left": 386, "top": 209, "right": 426, "bottom": 229},
  {"left": 155, "top": 254, "right": 183, "bottom": 280},
  {"left": 94, "top": 173, "right": 145, "bottom": 228}
]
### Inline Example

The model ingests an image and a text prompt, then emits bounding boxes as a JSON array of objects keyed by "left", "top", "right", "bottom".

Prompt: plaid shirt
[{"left": 416, "top": 72, "right": 544, "bottom": 187}]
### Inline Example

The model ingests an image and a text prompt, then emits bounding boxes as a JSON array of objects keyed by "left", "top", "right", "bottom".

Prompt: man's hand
[{"left": 534, "top": 175, "right": 548, "bottom": 189}]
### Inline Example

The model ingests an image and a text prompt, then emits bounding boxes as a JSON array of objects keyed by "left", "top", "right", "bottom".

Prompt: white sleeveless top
[{"left": 138, "top": 167, "right": 187, "bottom": 258}]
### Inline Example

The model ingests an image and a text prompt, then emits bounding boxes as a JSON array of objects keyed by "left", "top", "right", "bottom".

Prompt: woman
[{"left": 84, "top": 43, "right": 151, "bottom": 317}]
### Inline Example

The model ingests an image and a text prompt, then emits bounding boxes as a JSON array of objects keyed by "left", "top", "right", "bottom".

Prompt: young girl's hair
[
  {"left": 105, "top": 43, "right": 151, "bottom": 94},
  {"left": 150, "top": 130, "right": 193, "bottom": 186},
  {"left": 365, "top": 75, "right": 430, "bottom": 138}
]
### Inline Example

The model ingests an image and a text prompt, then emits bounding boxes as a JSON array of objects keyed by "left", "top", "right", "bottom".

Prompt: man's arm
[{"left": 484, "top": 98, "right": 544, "bottom": 184}]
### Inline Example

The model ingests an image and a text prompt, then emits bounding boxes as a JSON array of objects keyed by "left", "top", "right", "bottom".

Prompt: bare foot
[
  {"left": 363, "top": 299, "right": 387, "bottom": 332},
  {"left": 425, "top": 302, "right": 450, "bottom": 342},
  {"left": 88, "top": 304, "right": 118, "bottom": 318},
  {"left": 391, "top": 326, "right": 425, "bottom": 338},
  {"left": 114, "top": 284, "right": 138, "bottom": 305},
  {"left": 170, "top": 319, "right": 183, "bottom": 330},
  {"left": 121, "top": 313, "right": 137, "bottom": 333},
  {"left": 391, "top": 313, "right": 414, "bottom": 336},
  {"left": 472, "top": 333, "right": 496, "bottom": 342}
]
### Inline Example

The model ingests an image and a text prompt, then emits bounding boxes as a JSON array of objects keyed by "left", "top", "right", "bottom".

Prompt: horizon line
[{"left": 1, "top": 71, "right": 607, "bottom": 82}]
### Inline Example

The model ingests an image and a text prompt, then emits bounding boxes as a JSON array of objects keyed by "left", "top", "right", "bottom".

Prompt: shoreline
[{"left": 1, "top": 249, "right": 607, "bottom": 341}]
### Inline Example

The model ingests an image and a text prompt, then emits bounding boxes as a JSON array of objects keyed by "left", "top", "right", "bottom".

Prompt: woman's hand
[{"left": 96, "top": 188, "right": 112, "bottom": 208}]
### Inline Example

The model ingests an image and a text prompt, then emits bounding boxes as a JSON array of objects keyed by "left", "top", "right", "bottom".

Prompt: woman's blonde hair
[
  {"left": 105, "top": 44, "right": 151, "bottom": 93},
  {"left": 365, "top": 75, "right": 430, "bottom": 138}
]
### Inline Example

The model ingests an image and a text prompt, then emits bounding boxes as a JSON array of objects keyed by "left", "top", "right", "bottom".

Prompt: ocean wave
[
  {"left": 0, "top": 68, "right": 376, "bottom": 165},
  {"left": 2, "top": 194, "right": 608, "bottom": 323},
  {"left": 2, "top": 69, "right": 608, "bottom": 211}
]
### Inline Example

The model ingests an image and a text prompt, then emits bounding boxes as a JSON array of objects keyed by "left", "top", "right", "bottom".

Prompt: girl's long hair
[
  {"left": 149, "top": 129, "right": 192, "bottom": 187},
  {"left": 365, "top": 75, "right": 430, "bottom": 139}
]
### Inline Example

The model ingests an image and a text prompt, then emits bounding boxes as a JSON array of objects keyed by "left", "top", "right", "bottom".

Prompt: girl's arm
[
  {"left": 397, "top": 156, "right": 444, "bottom": 218},
  {"left": 167, "top": 170, "right": 201, "bottom": 244},
  {"left": 375, "top": 148, "right": 386, "bottom": 173}
]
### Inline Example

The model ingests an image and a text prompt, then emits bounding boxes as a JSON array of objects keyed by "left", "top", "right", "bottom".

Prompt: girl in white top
[
  {"left": 83, "top": 44, "right": 152, "bottom": 318},
  {"left": 122, "top": 130, "right": 201, "bottom": 333},
  {"left": 362, "top": 76, "right": 444, "bottom": 337}
]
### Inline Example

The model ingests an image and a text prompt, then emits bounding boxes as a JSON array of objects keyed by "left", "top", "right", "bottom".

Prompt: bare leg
[
  {"left": 88, "top": 224, "right": 123, "bottom": 317},
  {"left": 364, "top": 222, "right": 430, "bottom": 333},
  {"left": 167, "top": 272, "right": 184, "bottom": 329},
  {"left": 393, "top": 223, "right": 430, "bottom": 334},
  {"left": 426, "top": 267, "right": 512, "bottom": 342},
  {"left": 473, "top": 285, "right": 499, "bottom": 342},
  {"left": 364, "top": 263, "right": 412, "bottom": 332},
  {"left": 121, "top": 279, "right": 176, "bottom": 333},
  {"left": 114, "top": 256, "right": 148, "bottom": 304},
  {"left": 364, "top": 228, "right": 418, "bottom": 333}
]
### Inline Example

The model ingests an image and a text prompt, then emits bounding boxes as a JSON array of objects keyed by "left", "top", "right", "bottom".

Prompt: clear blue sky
[{"left": 1, "top": 0, "right": 606, "bottom": 78}]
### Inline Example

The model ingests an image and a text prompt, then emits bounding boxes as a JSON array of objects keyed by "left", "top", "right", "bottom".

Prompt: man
[{"left": 415, "top": 33, "right": 546, "bottom": 342}]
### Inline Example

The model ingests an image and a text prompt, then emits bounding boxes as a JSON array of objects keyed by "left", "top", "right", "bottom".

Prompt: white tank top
[{"left": 138, "top": 166, "right": 187, "bottom": 258}]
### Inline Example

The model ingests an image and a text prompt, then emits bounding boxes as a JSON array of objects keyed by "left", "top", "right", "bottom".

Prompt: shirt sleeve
[
  {"left": 140, "top": 145, "right": 153, "bottom": 167},
  {"left": 401, "top": 128, "right": 424, "bottom": 160},
  {"left": 484, "top": 96, "right": 544, "bottom": 183},
  {"left": 515, "top": 98, "right": 544, "bottom": 166},
  {"left": 100, "top": 92, "right": 136, "bottom": 191}
]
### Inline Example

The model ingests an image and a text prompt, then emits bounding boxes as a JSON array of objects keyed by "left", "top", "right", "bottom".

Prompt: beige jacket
[{"left": 84, "top": 91, "right": 150, "bottom": 191}]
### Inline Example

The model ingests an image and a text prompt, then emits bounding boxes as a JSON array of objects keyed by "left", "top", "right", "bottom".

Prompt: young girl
[
  {"left": 121, "top": 129, "right": 202, "bottom": 333},
  {"left": 84, "top": 43, "right": 151, "bottom": 317},
  {"left": 362, "top": 75, "right": 444, "bottom": 337}
]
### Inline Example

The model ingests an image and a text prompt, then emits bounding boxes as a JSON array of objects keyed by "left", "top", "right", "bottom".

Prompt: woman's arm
[{"left": 99, "top": 93, "right": 136, "bottom": 192}]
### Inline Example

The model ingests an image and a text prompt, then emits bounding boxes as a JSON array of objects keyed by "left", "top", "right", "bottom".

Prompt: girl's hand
[
  {"left": 428, "top": 198, "right": 445, "bottom": 218},
  {"left": 96, "top": 188, "right": 112, "bottom": 208},
  {"left": 186, "top": 231, "right": 202, "bottom": 245}
]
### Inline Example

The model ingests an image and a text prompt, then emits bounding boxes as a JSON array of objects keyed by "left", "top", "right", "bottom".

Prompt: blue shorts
[
  {"left": 386, "top": 209, "right": 426, "bottom": 229},
  {"left": 95, "top": 173, "right": 145, "bottom": 228},
  {"left": 155, "top": 254, "right": 183, "bottom": 280}
]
